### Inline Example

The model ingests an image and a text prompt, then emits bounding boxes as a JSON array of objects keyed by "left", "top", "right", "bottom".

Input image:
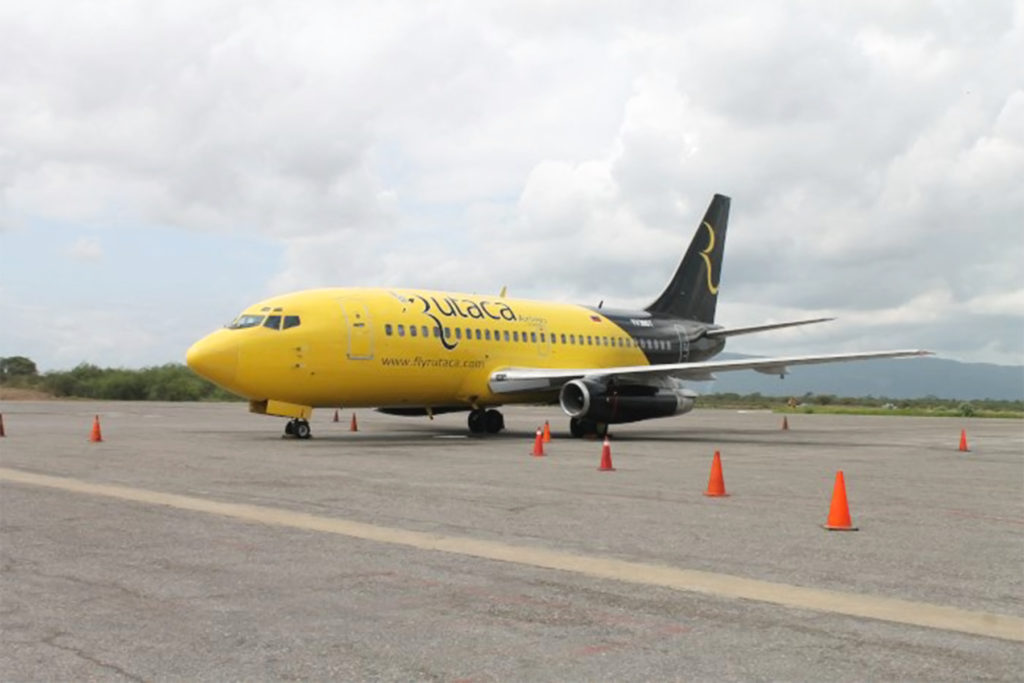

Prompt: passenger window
[
  {"left": 475, "top": 329, "right": 481, "bottom": 340},
  {"left": 513, "top": 331, "right": 519, "bottom": 342},
  {"left": 503, "top": 331, "right": 510, "bottom": 342},
  {"left": 398, "top": 324, "right": 405, "bottom": 337},
  {"left": 531, "top": 332, "right": 537, "bottom": 343},
  {"left": 410, "top": 325, "right": 417, "bottom": 337},
  {"left": 587, "top": 336, "right": 593, "bottom": 345},
  {"left": 282, "top": 316, "right": 301, "bottom": 329},
  {"left": 385, "top": 324, "right": 393, "bottom": 336},
  {"left": 263, "top": 315, "right": 282, "bottom": 330},
  {"left": 433, "top": 326, "right": 441, "bottom": 338},
  {"left": 484, "top": 329, "right": 491, "bottom": 341},
  {"left": 540, "top": 333, "right": 545, "bottom": 343},
  {"left": 422, "top": 326, "right": 428, "bottom": 337},
  {"left": 445, "top": 327, "right": 452, "bottom": 339}
]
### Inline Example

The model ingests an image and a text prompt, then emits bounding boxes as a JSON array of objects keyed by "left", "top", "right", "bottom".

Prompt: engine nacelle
[{"left": 559, "top": 379, "right": 696, "bottom": 424}]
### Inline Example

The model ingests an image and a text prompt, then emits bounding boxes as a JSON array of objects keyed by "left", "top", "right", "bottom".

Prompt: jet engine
[{"left": 558, "top": 379, "right": 696, "bottom": 424}]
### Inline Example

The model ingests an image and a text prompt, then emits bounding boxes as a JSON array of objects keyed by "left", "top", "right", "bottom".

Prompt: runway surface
[{"left": 1, "top": 402, "right": 1022, "bottom": 681}]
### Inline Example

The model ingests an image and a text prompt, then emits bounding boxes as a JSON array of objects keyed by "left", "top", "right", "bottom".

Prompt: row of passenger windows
[
  {"left": 229, "top": 314, "right": 302, "bottom": 330},
  {"left": 382, "top": 323, "right": 674, "bottom": 351}
]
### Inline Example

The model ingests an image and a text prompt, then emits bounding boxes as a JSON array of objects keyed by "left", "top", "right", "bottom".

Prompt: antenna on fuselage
[{"left": 499, "top": 286, "right": 507, "bottom": 298}]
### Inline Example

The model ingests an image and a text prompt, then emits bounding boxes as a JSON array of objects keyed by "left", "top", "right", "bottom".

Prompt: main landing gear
[
  {"left": 284, "top": 418, "right": 312, "bottom": 439},
  {"left": 569, "top": 417, "right": 608, "bottom": 439},
  {"left": 467, "top": 409, "right": 505, "bottom": 434}
]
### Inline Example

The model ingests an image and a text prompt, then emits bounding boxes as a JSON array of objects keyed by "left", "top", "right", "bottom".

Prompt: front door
[{"left": 339, "top": 300, "right": 374, "bottom": 360}]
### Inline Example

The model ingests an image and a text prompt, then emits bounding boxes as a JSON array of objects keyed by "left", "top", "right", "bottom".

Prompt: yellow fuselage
[{"left": 187, "top": 287, "right": 650, "bottom": 410}]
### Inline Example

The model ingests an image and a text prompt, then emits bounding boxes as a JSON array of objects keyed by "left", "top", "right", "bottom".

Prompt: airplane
[{"left": 186, "top": 194, "right": 929, "bottom": 439}]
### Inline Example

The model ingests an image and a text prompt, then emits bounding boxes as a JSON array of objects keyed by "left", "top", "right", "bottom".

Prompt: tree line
[
  {"left": 0, "top": 356, "right": 238, "bottom": 401},
  {"left": 1, "top": 356, "right": 1020, "bottom": 414},
  {"left": 698, "top": 391, "right": 1021, "bottom": 416}
]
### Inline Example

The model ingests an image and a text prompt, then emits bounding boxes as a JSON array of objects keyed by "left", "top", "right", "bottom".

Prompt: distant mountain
[{"left": 691, "top": 354, "right": 1023, "bottom": 401}]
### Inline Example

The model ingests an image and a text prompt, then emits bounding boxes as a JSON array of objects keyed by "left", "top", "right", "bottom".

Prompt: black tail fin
[{"left": 644, "top": 194, "right": 730, "bottom": 323}]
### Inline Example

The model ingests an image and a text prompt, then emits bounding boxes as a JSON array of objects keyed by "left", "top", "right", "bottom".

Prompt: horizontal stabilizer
[{"left": 705, "top": 317, "right": 834, "bottom": 339}]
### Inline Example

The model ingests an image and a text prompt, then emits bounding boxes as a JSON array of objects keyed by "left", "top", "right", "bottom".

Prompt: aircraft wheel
[
  {"left": 468, "top": 410, "right": 486, "bottom": 434},
  {"left": 484, "top": 409, "right": 504, "bottom": 434},
  {"left": 284, "top": 420, "right": 295, "bottom": 436},
  {"left": 569, "top": 418, "right": 607, "bottom": 438},
  {"left": 293, "top": 419, "right": 312, "bottom": 439}
]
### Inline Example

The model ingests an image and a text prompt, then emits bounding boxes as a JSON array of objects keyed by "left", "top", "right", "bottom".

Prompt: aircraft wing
[{"left": 488, "top": 349, "right": 932, "bottom": 394}]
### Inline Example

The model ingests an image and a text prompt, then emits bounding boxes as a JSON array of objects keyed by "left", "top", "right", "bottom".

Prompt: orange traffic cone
[
  {"left": 704, "top": 450, "right": 728, "bottom": 497},
  {"left": 782, "top": 416, "right": 789, "bottom": 430},
  {"left": 542, "top": 421, "right": 551, "bottom": 443},
  {"left": 823, "top": 471, "right": 858, "bottom": 531},
  {"left": 959, "top": 429, "right": 969, "bottom": 452},
  {"left": 598, "top": 436, "right": 615, "bottom": 471},
  {"left": 531, "top": 428, "right": 546, "bottom": 457},
  {"left": 90, "top": 415, "right": 103, "bottom": 443},
  {"left": 333, "top": 409, "right": 339, "bottom": 423},
  {"left": 350, "top": 413, "right": 359, "bottom": 432},
  {"left": 0, "top": 413, "right": 5, "bottom": 437}
]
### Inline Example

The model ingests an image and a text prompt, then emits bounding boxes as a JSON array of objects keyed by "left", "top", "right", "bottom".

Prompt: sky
[{"left": 1, "top": 0, "right": 1022, "bottom": 371}]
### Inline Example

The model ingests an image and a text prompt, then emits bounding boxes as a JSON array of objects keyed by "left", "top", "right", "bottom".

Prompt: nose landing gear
[{"left": 284, "top": 418, "right": 312, "bottom": 439}]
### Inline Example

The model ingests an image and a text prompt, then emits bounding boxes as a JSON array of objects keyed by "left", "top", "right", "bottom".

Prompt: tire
[
  {"left": 468, "top": 410, "right": 486, "bottom": 434},
  {"left": 569, "top": 418, "right": 607, "bottom": 438},
  {"left": 294, "top": 420, "right": 312, "bottom": 439},
  {"left": 484, "top": 409, "right": 504, "bottom": 434}
]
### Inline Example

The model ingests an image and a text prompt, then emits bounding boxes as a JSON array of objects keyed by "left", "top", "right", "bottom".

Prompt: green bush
[{"left": 40, "top": 363, "right": 239, "bottom": 401}]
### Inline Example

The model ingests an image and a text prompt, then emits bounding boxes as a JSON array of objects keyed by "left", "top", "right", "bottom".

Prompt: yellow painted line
[{"left": 2, "top": 467, "right": 1022, "bottom": 643}]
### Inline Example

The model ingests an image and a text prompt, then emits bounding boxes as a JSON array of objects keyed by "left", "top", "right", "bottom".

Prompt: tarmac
[{"left": 1, "top": 401, "right": 1022, "bottom": 682}]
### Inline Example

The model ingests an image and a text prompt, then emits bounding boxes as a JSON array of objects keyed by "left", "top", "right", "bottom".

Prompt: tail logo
[{"left": 699, "top": 221, "right": 720, "bottom": 295}]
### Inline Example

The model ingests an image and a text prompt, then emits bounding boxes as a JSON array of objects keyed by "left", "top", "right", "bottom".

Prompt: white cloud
[
  {"left": 0, "top": 0, "right": 1021, "bottom": 369},
  {"left": 67, "top": 236, "right": 103, "bottom": 262}
]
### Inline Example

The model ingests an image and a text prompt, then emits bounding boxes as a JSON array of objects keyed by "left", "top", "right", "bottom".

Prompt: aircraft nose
[{"left": 186, "top": 332, "right": 239, "bottom": 389}]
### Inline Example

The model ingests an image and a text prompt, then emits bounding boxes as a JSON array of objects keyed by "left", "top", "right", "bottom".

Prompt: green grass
[{"left": 777, "top": 406, "right": 1023, "bottom": 419}]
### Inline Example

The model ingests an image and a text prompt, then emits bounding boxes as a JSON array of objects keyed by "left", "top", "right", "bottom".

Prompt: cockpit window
[
  {"left": 263, "top": 315, "right": 282, "bottom": 330},
  {"left": 229, "top": 314, "right": 265, "bottom": 329},
  {"left": 282, "top": 315, "right": 301, "bottom": 329}
]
